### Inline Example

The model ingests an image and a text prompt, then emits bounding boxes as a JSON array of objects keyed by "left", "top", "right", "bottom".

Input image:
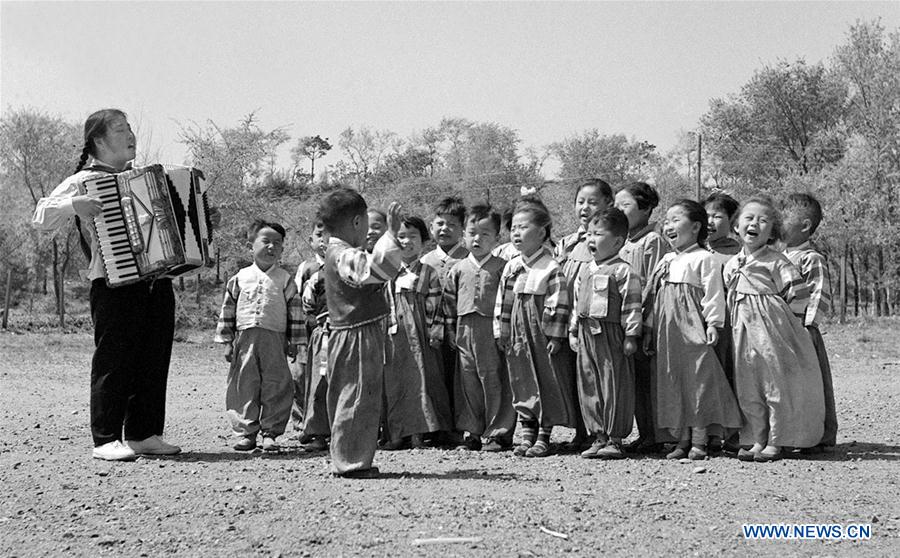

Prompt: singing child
[
  {"left": 615, "top": 181, "right": 670, "bottom": 453},
  {"left": 649, "top": 200, "right": 741, "bottom": 460},
  {"left": 216, "top": 220, "right": 306, "bottom": 452},
  {"left": 421, "top": 196, "right": 469, "bottom": 438},
  {"left": 569, "top": 207, "right": 641, "bottom": 460},
  {"left": 723, "top": 197, "right": 825, "bottom": 462},
  {"left": 494, "top": 198, "right": 577, "bottom": 458},
  {"left": 705, "top": 192, "right": 742, "bottom": 267},
  {"left": 445, "top": 204, "right": 516, "bottom": 451},
  {"left": 556, "top": 178, "right": 614, "bottom": 451},
  {"left": 297, "top": 264, "right": 329, "bottom": 452},
  {"left": 290, "top": 220, "right": 329, "bottom": 438},
  {"left": 382, "top": 216, "right": 452, "bottom": 450},
  {"left": 782, "top": 192, "right": 837, "bottom": 452}
]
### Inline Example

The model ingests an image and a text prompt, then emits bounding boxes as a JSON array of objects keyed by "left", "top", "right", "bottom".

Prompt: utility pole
[{"left": 696, "top": 133, "right": 702, "bottom": 201}]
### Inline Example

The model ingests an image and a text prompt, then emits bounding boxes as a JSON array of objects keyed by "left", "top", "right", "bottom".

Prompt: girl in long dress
[
  {"left": 382, "top": 216, "right": 452, "bottom": 449},
  {"left": 649, "top": 200, "right": 741, "bottom": 461},
  {"left": 722, "top": 197, "right": 825, "bottom": 462}
]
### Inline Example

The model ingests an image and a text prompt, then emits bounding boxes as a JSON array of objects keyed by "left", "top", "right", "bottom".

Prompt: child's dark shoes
[{"left": 233, "top": 436, "right": 257, "bottom": 451}]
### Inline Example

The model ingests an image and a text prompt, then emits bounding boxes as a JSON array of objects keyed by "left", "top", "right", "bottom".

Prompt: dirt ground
[{"left": 1, "top": 318, "right": 899, "bottom": 557}]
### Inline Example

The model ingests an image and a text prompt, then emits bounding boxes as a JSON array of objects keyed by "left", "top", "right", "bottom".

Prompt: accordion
[{"left": 79, "top": 164, "right": 214, "bottom": 287}]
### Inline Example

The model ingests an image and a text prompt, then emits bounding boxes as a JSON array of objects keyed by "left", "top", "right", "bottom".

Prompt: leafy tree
[
  {"left": 549, "top": 130, "right": 658, "bottom": 184},
  {"left": 179, "top": 112, "right": 291, "bottom": 267},
  {"left": 0, "top": 108, "right": 81, "bottom": 325},
  {"left": 337, "top": 125, "right": 398, "bottom": 191},
  {"left": 700, "top": 59, "right": 847, "bottom": 189},
  {"left": 291, "top": 135, "right": 332, "bottom": 182}
]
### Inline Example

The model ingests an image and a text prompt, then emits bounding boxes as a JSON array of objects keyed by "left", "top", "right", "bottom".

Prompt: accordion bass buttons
[{"left": 119, "top": 196, "right": 146, "bottom": 254}]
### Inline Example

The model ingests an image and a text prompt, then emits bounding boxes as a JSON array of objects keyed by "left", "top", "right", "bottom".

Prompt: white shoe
[
  {"left": 92, "top": 440, "right": 137, "bottom": 461},
  {"left": 125, "top": 435, "right": 181, "bottom": 455}
]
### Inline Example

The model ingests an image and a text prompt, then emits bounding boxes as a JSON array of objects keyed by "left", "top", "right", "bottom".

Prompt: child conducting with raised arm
[
  {"left": 782, "top": 192, "right": 837, "bottom": 453},
  {"left": 444, "top": 204, "right": 516, "bottom": 451},
  {"left": 318, "top": 189, "right": 404, "bottom": 478},
  {"left": 569, "top": 207, "right": 642, "bottom": 460},
  {"left": 215, "top": 220, "right": 306, "bottom": 452}
]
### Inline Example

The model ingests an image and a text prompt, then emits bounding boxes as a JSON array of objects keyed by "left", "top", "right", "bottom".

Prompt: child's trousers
[
  {"left": 327, "top": 319, "right": 390, "bottom": 474},
  {"left": 226, "top": 328, "right": 293, "bottom": 438}
]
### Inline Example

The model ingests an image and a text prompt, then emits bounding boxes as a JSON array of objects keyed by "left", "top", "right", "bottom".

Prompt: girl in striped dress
[
  {"left": 555, "top": 178, "right": 614, "bottom": 451},
  {"left": 649, "top": 200, "right": 741, "bottom": 460},
  {"left": 382, "top": 216, "right": 453, "bottom": 450},
  {"left": 494, "top": 199, "right": 577, "bottom": 458},
  {"left": 722, "top": 197, "right": 825, "bottom": 462}
]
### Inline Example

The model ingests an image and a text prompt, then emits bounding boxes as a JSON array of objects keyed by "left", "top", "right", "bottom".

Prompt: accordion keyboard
[{"left": 83, "top": 175, "right": 141, "bottom": 284}]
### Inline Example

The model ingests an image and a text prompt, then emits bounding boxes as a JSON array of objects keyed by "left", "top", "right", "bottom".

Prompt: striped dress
[
  {"left": 723, "top": 246, "right": 825, "bottom": 448},
  {"left": 385, "top": 260, "right": 453, "bottom": 437},
  {"left": 494, "top": 249, "right": 577, "bottom": 428}
]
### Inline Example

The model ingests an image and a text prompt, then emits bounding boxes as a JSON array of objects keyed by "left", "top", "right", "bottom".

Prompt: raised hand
[{"left": 387, "top": 202, "right": 403, "bottom": 235}]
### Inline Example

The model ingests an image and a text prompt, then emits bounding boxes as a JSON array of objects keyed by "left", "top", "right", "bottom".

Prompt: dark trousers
[
  {"left": 633, "top": 349, "right": 656, "bottom": 443},
  {"left": 90, "top": 278, "right": 175, "bottom": 446},
  {"left": 440, "top": 343, "right": 457, "bottom": 420}
]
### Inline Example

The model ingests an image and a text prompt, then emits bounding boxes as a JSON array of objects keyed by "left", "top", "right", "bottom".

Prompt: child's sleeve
[
  {"left": 699, "top": 256, "right": 726, "bottom": 328},
  {"left": 541, "top": 267, "right": 570, "bottom": 340},
  {"left": 619, "top": 265, "right": 643, "bottom": 338},
  {"left": 569, "top": 269, "right": 581, "bottom": 336},
  {"left": 639, "top": 234, "right": 669, "bottom": 320},
  {"left": 778, "top": 258, "right": 811, "bottom": 318},
  {"left": 442, "top": 267, "right": 459, "bottom": 342},
  {"left": 424, "top": 267, "right": 444, "bottom": 344},
  {"left": 335, "top": 233, "right": 403, "bottom": 287},
  {"left": 301, "top": 271, "right": 318, "bottom": 316},
  {"left": 493, "top": 262, "right": 514, "bottom": 341},
  {"left": 801, "top": 252, "right": 832, "bottom": 327},
  {"left": 284, "top": 279, "right": 306, "bottom": 347},
  {"left": 214, "top": 276, "right": 241, "bottom": 343}
]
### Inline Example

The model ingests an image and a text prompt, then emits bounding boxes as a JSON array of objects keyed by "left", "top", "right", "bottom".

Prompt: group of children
[{"left": 215, "top": 180, "right": 837, "bottom": 477}]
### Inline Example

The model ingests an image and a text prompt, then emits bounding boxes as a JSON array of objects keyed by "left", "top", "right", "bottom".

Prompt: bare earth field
[{"left": 1, "top": 319, "right": 899, "bottom": 557}]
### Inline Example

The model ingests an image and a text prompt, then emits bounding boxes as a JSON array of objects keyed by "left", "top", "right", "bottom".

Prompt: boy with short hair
[
  {"left": 782, "top": 192, "right": 837, "bottom": 452},
  {"left": 215, "top": 220, "right": 306, "bottom": 452},
  {"left": 290, "top": 221, "right": 329, "bottom": 436},
  {"left": 318, "top": 189, "right": 404, "bottom": 478},
  {"left": 444, "top": 204, "right": 516, "bottom": 451},
  {"left": 421, "top": 196, "right": 469, "bottom": 429}
]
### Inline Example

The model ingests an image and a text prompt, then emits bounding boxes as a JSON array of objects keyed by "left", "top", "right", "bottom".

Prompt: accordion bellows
[{"left": 79, "top": 164, "right": 214, "bottom": 287}]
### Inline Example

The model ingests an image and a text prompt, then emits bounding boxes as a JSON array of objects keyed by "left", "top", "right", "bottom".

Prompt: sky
[{"left": 2, "top": 1, "right": 899, "bottom": 178}]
